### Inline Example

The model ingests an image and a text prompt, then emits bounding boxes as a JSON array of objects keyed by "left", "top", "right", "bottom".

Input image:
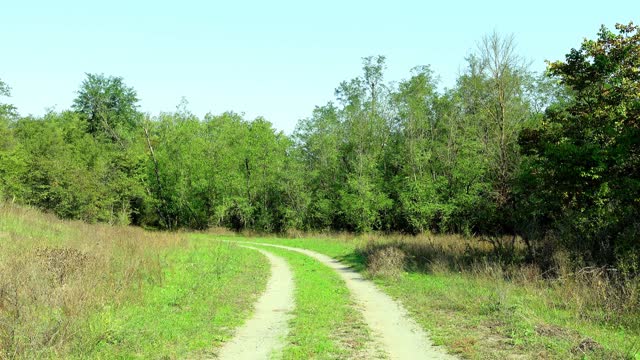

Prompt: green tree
[
  {"left": 72, "top": 73, "right": 140, "bottom": 145},
  {"left": 2, "top": 74, "right": 150, "bottom": 225},
  {"left": 336, "top": 56, "right": 392, "bottom": 232},
  {"left": 0, "top": 79, "right": 22, "bottom": 200},
  {"left": 0, "top": 79, "right": 17, "bottom": 120},
  {"left": 476, "top": 32, "right": 531, "bottom": 210},
  {"left": 0, "top": 79, "right": 17, "bottom": 149},
  {"left": 143, "top": 105, "right": 303, "bottom": 232},
  {"left": 11, "top": 111, "right": 145, "bottom": 223},
  {"left": 447, "top": 33, "right": 534, "bottom": 237},
  {"left": 389, "top": 66, "right": 444, "bottom": 232},
  {"left": 519, "top": 23, "right": 640, "bottom": 269},
  {"left": 388, "top": 63, "right": 498, "bottom": 234},
  {"left": 294, "top": 104, "right": 343, "bottom": 229}
]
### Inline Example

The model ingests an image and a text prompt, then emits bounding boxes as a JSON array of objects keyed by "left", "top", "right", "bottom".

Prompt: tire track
[
  {"left": 217, "top": 246, "right": 295, "bottom": 360},
  {"left": 244, "top": 242, "right": 456, "bottom": 360}
]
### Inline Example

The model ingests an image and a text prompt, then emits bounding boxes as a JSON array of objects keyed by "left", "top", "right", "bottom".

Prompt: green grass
[
  {"left": 0, "top": 204, "right": 270, "bottom": 359},
  {"left": 376, "top": 272, "right": 638, "bottom": 359},
  {"left": 79, "top": 240, "right": 270, "bottom": 359},
  {"left": 245, "top": 244, "right": 374, "bottom": 360},
  {"left": 4, "top": 201, "right": 636, "bottom": 360},
  {"left": 218, "top": 235, "right": 640, "bottom": 360}
]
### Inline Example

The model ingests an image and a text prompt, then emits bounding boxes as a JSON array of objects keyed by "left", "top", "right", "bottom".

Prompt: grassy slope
[
  {"left": 0, "top": 204, "right": 269, "bottom": 359},
  {"left": 83, "top": 240, "right": 269, "bottom": 359},
  {"left": 222, "top": 236, "right": 639, "bottom": 360}
]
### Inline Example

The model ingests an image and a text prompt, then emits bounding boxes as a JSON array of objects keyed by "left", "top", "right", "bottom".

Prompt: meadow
[
  {"left": 0, "top": 203, "right": 269, "bottom": 359},
  {"left": 1, "top": 203, "right": 638, "bottom": 359},
  {"left": 230, "top": 233, "right": 640, "bottom": 359}
]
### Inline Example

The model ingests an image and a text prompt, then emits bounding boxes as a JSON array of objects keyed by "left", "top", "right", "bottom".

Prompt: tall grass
[
  {"left": 246, "top": 232, "right": 639, "bottom": 357},
  {"left": 355, "top": 233, "right": 640, "bottom": 331},
  {"left": 0, "top": 203, "right": 185, "bottom": 359}
]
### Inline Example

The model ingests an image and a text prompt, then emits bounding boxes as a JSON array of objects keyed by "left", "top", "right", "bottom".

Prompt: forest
[{"left": 1, "top": 23, "right": 638, "bottom": 273}]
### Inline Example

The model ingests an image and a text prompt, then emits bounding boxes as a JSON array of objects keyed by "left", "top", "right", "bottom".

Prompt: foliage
[
  {"left": 72, "top": 73, "right": 141, "bottom": 145},
  {"left": 1, "top": 24, "right": 638, "bottom": 271},
  {"left": 0, "top": 79, "right": 20, "bottom": 200},
  {"left": 6, "top": 111, "right": 146, "bottom": 223},
  {"left": 518, "top": 23, "right": 640, "bottom": 269}
]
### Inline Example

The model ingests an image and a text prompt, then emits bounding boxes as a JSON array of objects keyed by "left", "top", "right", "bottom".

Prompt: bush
[{"left": 360, "top": 242, "right": 407, "bottom": 279}]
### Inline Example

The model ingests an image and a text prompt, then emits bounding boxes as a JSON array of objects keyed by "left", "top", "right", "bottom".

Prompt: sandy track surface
[
  {"left": 217, "top": 246, "right": 295, "bottom": 360},
  {"left": 245, "top": 242, "right": 456, "bottom": 360}
]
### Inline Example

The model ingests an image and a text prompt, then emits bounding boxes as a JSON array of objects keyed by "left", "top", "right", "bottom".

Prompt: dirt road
[
  {"left": 217, "top": 246, "right": 295, "bottom": 360},
  {"left": 219, "top": 242, "right": 455, "bottom": 359}
]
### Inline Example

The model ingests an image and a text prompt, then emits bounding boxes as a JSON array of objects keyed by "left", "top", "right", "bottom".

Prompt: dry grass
[
  {"left": 352, "top": 233, "right": 640, "bottom": 331},
  {"left": 361, "top": 244, "right": 406, "bottom": 279},
  {"left": 278, "top": 228, "right": 369, "bottom": 243},
  {"left": 203, "top": 226, "right": 237, "bottom": 236},
  {"left": 231, "top": 231, "right": 640, "bottom": 357},
  {"left": 235, "top": 227, "right": 640, "bottom": 322},
  {"left": 0, "top": 203, "right": 185, "bottom": 359}
]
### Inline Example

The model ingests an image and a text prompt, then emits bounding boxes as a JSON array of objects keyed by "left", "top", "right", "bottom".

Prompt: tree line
[{"left": 0, "top": 24, "right": 638, "bottom": 271}]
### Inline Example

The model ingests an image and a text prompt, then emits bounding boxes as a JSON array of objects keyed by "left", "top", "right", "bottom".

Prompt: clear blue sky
[{"left": 1, "top": 1, "right": 638, "bottom": 133}]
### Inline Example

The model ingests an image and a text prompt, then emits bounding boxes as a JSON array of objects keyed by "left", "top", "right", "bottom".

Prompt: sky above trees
[{"left": 2, "top": 0, "right": 638, "bottom": 133}]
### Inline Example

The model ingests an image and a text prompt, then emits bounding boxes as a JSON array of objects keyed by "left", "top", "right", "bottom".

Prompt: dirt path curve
[
  {"left": 217, "top": 246, "right": 295, "bottom": 360},
  {"left": 245, "top": 242, "right": 456, "bottom": 360}
]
